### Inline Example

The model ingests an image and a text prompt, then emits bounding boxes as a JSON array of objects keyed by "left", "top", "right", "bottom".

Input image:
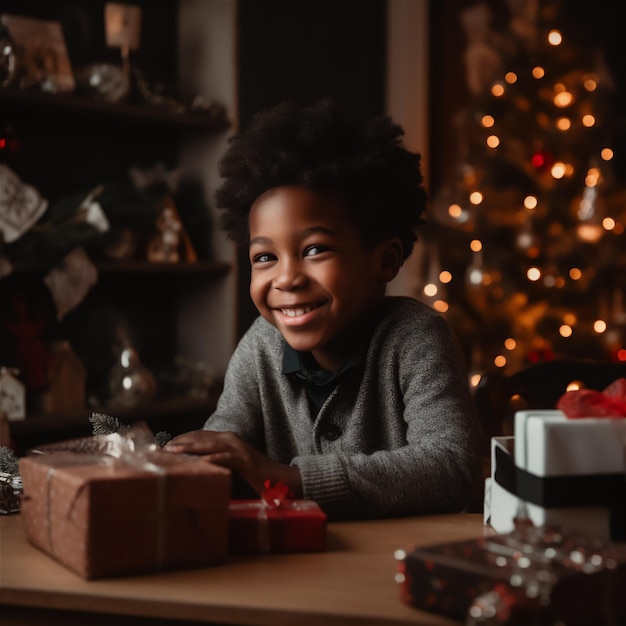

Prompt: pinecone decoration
[
  {"left": 0, "top": 446, "right": 22, "bottom": 515},
  {"left": 155, "top": 431, "right": 172, "bottom": 447},
  {"left": 0, "top": 446, "right": 19, "bottom": 475},
  {"left": 89, "top": 412, "right": 132, "bottom": 435}
]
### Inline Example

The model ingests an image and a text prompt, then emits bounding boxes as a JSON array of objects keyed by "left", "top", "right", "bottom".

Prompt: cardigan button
[{"left": 322, "top": 424, "right": 342, "bottom": 441}]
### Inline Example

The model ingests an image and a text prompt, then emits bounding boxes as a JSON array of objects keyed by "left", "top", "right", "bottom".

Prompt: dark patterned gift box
[{"left": 396, "top": 523, "right": 626, "bottom": 625}]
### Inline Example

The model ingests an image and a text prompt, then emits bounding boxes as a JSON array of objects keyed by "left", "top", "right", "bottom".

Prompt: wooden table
[{"left": 0, "top": 512, "right": 487, "bottom": 625}]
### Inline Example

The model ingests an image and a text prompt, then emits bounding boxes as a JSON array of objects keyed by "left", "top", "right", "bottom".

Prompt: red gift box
[
  {"left": 19, "top": 431, "right": 231, "bottom": 579},
  {"left": 228, "top": 482, "right": 326, "bottom": 554}
]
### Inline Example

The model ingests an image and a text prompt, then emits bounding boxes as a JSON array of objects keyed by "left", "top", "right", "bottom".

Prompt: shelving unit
[
  {"left": 0, "top": 1, "right": 238, "bottom": 453},
  {"left": 0, "top": 87, "right": 229, "bottom": 131}
]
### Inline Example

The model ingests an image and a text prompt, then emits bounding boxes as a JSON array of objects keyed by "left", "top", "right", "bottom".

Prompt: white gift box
[{"left": 487, "top": 410, "right": 626, "bottom": 542}]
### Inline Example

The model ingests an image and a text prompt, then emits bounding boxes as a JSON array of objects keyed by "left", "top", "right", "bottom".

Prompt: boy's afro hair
[{"left": 215, "top": 98, "right": 427, "bottom": 260}]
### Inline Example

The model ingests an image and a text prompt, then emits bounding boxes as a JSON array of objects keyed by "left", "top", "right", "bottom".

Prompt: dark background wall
[{"left": 234, "top": 0, "right": 387, "bottom": 337}]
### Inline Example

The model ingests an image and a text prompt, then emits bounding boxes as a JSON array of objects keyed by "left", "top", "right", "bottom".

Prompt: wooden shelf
[
  {"left": 0, "top": 87, "right": 230, "bottom": 132},
  {"left": 95, "top": 260, "right": 232, "bottom": 276},
  {"left": 9, "top": 260, "right": 232, "bottom": 278},
  {"left": 8, "top": 395, "right": 220, "bottom": 455}
]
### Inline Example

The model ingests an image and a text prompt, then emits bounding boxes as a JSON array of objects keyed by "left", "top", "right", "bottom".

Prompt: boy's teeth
[{"left": 282, "top": 306, "right": 312, "bottom": 317}]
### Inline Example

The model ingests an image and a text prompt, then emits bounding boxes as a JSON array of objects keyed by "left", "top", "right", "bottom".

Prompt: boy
[{"left": 166, "top": 99, "right": 482, "bottom": 520}]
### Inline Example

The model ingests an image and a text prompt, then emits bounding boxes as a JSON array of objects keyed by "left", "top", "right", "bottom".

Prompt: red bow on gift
[
  {"left": 557, "top": 377, "right": 626, "bottom": 418},
  {"left": 261, "top": 479, "right": 291, "bottom": 508}
]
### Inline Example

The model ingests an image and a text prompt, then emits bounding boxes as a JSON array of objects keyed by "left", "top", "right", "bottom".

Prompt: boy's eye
[
  {"left": 304, "top": 245, "right": 329, "bottom": 257},
  {"left": 252, "top": 253, "right": 275, "bottom": 263}
]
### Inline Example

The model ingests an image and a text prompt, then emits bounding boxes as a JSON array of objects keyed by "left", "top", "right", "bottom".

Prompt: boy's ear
[{"left": 378, "top": 237, "right": 404, "bottom": 283}]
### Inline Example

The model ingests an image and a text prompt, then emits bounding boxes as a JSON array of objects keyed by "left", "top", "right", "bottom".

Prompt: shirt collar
[{"left": 281, "top": 341, "right": 367, "bottom": 383}]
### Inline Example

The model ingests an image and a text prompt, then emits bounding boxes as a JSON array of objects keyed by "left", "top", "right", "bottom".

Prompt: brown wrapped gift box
[{"left": 19, "top": 450, "right": 231, "bottom": 579}]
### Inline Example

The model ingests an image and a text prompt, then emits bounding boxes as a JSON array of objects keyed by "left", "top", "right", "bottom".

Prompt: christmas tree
[{"left": 427, "top": 0, "right": 626, "bottom": 383}]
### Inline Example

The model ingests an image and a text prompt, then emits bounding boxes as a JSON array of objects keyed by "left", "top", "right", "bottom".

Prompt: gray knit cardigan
[{"left": 205, "top": 296, "right": 482, "bottom": 520}]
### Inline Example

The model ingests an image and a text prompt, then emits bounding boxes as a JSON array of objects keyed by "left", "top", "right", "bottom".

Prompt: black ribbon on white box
[{"left": 494, "top": 446, "right": 626, "bottom": 542}]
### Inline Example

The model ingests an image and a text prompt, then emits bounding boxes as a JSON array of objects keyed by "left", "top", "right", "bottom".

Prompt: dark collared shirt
[{"left": 282, "top": 343, "right": 366, "bottom": 413}]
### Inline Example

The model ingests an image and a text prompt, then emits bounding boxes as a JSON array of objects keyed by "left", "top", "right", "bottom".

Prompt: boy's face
[{"left": 248, "top": 186, "right": 395, "bottom": 371}]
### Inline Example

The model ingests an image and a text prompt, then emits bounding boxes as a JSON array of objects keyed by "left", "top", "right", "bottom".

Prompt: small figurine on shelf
[
  {"left": 108, "top": 343, "right": 157, "bottom": 409},
  {"left": 146, "top": 199, "right": 197, "bottom": 263},
  {"left": 41, "top": 341, "right": 87, "bottom": 414},
  {"left": 0, "top": 367, "right": 25, "bottom": 421}
]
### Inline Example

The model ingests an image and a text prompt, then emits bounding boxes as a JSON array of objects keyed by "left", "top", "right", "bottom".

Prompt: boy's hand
[{"left": 164, "top": 430, "right": 302, "bottom": 498}]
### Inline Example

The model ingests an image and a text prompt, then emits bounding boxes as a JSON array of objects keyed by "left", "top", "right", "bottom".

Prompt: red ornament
[
  {"left": 531, "top": 149, "right": 553, "bottom": 171},
  {"left": 526, "top": 348, "right": 554, "bottom": 364}
]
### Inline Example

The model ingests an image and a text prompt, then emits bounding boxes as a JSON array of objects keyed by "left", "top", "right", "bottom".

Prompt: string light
[
  {"left": 505, "top": 72, "right": 517, "bottom": 84},
  {"left": 578, "top": 223, "right": 603, "bottom": 243},
  {"left": 602, "top": 217, "right": 616, "bottom": 231},
  {"left": 468, "top": 269, "right": 483, "bottom": 285},
  {"left": 448, "top": 203, "right": 470, "bottom": 224},
  {"left": 551, "top": 162, "right": 566, "bottom": 178},
  {"left": 548, "top": 29, "right": 563, "bottom": 45},
  {"left": 494, "top": 355, "right": 507, "bottom": 367},
  {"left": 563, "top": 313, "right": 577, "bottom": 326},
  {"left": 556, "top": 117, "right": 571, "bottom": 131},
  {"left": 469, "top": 191, "right": 483, "bottom": 205},
  {"left": 504, "top": 338, "right": 517, "bottom": 350},
  {"left": 470, "top": 239, "right": 483, "bottom": 252},
  {"left": 527, "top": 267, "right": 541, "bottom": 281},
  {"left": 585, "top": 168, "right": 601, "bottom": 186},
  {"left": 554, "top": 90, "right": 573, "bottom": 107},
  {"left": 433, "top": 300, "right": 448, "bottom": 313},
  {"left": 481, "top": 114, "right": 495, "bottom": 127},
  {"left": 439, "top": 270, "right": 452, "bottom": 283},
  {"left": 569, "top": 268, "right": 582, "bottom": 280},
  {"left": 448, "top": 203, "right": 462, "bottom": 218},
  {"left": 486, "top": 135, "right": 500, "bottom": 148},
  {"left": 491, "top": 83, "right": 505, "bottom": 97},
  {"left": 532, "top": 66, "right": 545, "bottom": 79},
  {"left": 601, "top": 148, "right": 614, "bottom": 161},
  {"left": 559, "top": 324, "right": 573, "bottom": 338},
  {"left": 524, "top": 195, "right": 537, "bottom": 210},
  {"left": 583, "top": 74, "right": 599, "bottom": 91},
  {"left": 582, "top": 114, "right": 595, "bottom": 127},
  {"left": 593, "top": 320, "right": 607, "bottom": 333},
  {"left": 423, "top": 283, "right": 438, "bottom": 297}
]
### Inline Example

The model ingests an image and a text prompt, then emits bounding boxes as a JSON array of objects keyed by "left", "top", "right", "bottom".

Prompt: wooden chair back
[{"left": 473, "top": 358, "right": 626, "bottom": 456}]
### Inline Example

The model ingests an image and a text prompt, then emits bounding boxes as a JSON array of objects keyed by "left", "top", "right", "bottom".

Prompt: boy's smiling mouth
[
  {"left": 280, "top": 305, "right": 317, "bottom": 317},
  {"left": 275, "top": 302, "right": 325, "bottom": 323}
]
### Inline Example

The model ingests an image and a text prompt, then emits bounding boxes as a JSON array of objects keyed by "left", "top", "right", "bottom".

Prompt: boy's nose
[{"left": 273, "top": 260, "right": 306, "bottom": 290}]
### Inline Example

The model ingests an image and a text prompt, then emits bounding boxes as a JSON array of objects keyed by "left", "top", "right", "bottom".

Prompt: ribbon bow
[
  {"left": 557, "top": 377, "right": 626, "bottom": 418},
  {"left": 261, "top": 479, "right": 291, "bottom": 508}
]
